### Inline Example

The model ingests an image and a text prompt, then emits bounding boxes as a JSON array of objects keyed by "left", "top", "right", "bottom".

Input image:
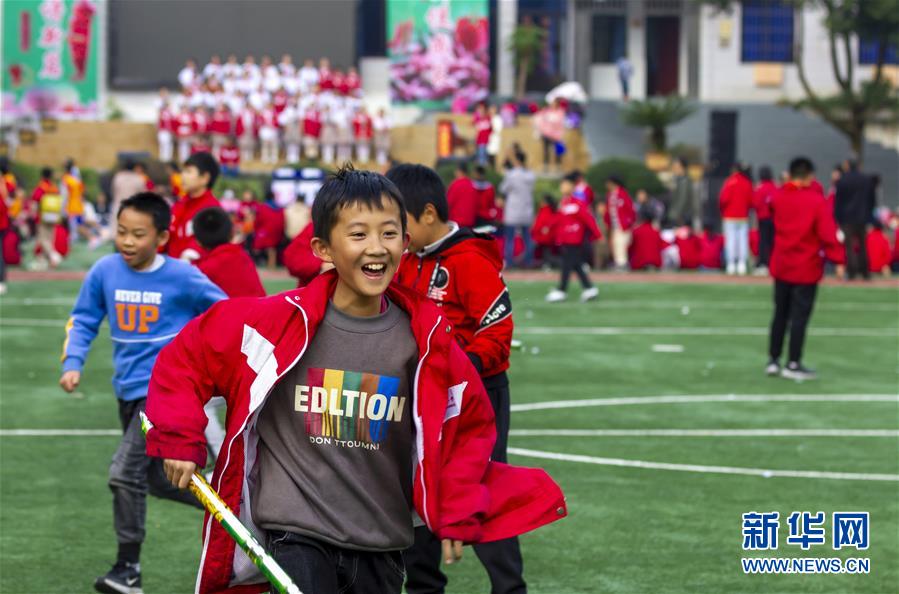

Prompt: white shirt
[
  {"left": 298, "top": 66, "right": 320, "bottom": 93},
  {"left": 177, "top": 67, "right": 196, "bottom": 89},
  {"left": 203, "top": 63, "right": 222, "bottom": 82}
]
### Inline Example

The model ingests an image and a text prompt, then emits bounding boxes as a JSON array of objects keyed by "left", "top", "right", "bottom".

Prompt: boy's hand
[
  {"left": 163, "top": 459, "right": 198, "bottom": 489},
  {"left": 441, "top": 539, "right": 463, "bottom": 565},
  {"left": 59, "top": 370, "right": 81, "bottom": 393}
]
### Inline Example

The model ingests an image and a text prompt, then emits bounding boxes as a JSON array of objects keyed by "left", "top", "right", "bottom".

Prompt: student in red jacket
[
  {"left": 675, "top": 226, "right": 702, "bottom": 270},
  {"left": 147, "top": 167, "right": 566, "bottom": 594},
  {"left": 531, "top": 194, "right": 560, "bottom": 267},
  {"left": 629, "top": 212, "right": 663, "bottom": 270},
  {"left": 472, "top": 102, "right": 492, "bottom": 165},
  {"left": 699, "top": 224, "right": 725, "bottom": 270},
  {"left": 167, "top": 152, "right": 222, "bottom": 262},
  {"left": 547, "top": 179, "right": 601, "bottom": 302},
  {"left": 767, "top": 157, "right": 845, "bottom": 380},
  {"left": 282, "top": 221, "right": 325, "bottom": 287},
  {"left": 719, "top": 163, "right": 754, "bottom": 275},
  {"left": 193, "top": 207, "right": 266, "bottom": 298},
  {"left": 866, "top": 222, "right": 891, "bottom": 276},
  {"left": 472, "top": 165, "right": 500, "bottom": 227},
  {"left": 602, "top": 176, "right": 636, "bottom": 271},
  {"left": 446, "top": 162, "right": 479, "bottom": 227},
  {"left": 753, "top": 165, "right": 777, "bottom": 272},
  {"left": 387, "top": 164, "right": 536, "bottom": 594}
]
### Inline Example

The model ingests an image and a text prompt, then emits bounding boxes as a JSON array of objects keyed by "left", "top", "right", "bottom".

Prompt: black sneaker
[
  {"left": 94, "top": 561, "right": 142, "bottom": 594},
  {"left": 765, "top": 359, "right": 781, "bottom": 376},
  {"left": 781, "top": 362, "right": 817, "bottom": 381}
]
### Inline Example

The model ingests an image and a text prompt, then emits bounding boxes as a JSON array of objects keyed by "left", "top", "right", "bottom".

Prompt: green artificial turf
[{"left": 1, "top": 274, "right": 896, "bottom": 593}]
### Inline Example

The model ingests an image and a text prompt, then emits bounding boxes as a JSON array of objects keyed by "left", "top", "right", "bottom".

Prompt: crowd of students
[{"left": 156, "top": 55, "right": 391, "bottom": 170}]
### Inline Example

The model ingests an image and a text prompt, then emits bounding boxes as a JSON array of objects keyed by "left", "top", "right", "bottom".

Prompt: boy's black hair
[
  {"left": 542, "top": 194, "right": 557, "bottom": 211},
  {"left": 313, "top": 165, "right": 407, "bottom": 241},
  {"left": 118, "top": 192, "right": 171, "bottom": 233},
  {"left": 758, "top": 165, "right": 773, "bottom": 182},
  {"left": 639, "top": 210, "right": 654, "bottom": 223},
  {"left": 456, "top": 161, "right": 469, "bottom": 175},
  {"left": 0, "top": 156, "right": 9, "bottom": 174},
  {"left": 384, "top": 163, "right": 447, "bottom": 222},
  {"left": 473, "top": 165, "right": 487, "bottom": 178},
  {"left": 41, "top": 167, "right": 53, "bottom": 180},
  {"left": 789, "top": 157, "right": 815, "bottom": 179},
  {"left": 563, "top": 171, "right": 579, "bottom": 183},
  {"left": 570, "top": 169, "right": 583, "bottom": 180},
  {"left": 184, "top": 151, "right": 220, "bottom": 188},
  {"left": 168, "top": 161, "right": 180, "bottom": 172},
  {"left": 606, "top": 175, "right": 624, "bottom": 187},
  {"left": 192, "top": 207, "right": 233, "bottom": 250}
]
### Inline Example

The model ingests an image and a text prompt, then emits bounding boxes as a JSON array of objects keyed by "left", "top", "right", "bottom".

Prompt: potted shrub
[{"left": 620, "top": 95, "right": 695, "bottom": 171}]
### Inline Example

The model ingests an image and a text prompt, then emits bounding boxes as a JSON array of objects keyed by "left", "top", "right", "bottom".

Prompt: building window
[
  {"left": 858, "top": 40, "right": 899, "bottom": 65},
  {"left": 741, "top": 0, "right": 794, "bottom": 63},
  {"left": 592, "top": 15, "right": 627, "bottom": 63}
]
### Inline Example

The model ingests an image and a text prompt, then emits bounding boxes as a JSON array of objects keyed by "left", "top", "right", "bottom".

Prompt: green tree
[
  {"left": 701, "top": 0, "right": 899, "bottom": 163},
  {"left": 507, "top": 21, "right": 545, "bottom": 99}
]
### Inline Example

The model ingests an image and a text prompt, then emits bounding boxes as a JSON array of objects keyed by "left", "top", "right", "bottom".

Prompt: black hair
[
  {"left": 122, "top": 159, "right": 136, "bottom": 171},
  {"left": 192, "top": 207, "right": 233, "bottom": 250},
  {"left": 0, "top": 156, "right": 9, "bottom": 174},
  {"left": 639, "top": 210, "right": 654, "bottom": 223},
  {"left": 563, "top": 171, "right": 578, "bottom": 183},
  {"left": 385, "top": 163, "right": 447, "bottom": 222},
  {"left": 515, "top": 151, "right": 527, "bottom": 166},
  {"left": 64, "top": 158, "right": 75, "bottom": 172},
  {"left": 789, "top": 156, "right": 815, "bottom": 179},
  {"left": 606, "top": 175, "right": 624, "bottom": 187},
  {"left": 846, "top": 158, "right": 859, "bottom": 171},
  {"left": 542, "top": 194, "right": 557, "bottom": 211},
  {"left": 456, "top": 161, "right": 469, "bottom": 175},
  {"left": 184, "top": 151, "right": 220, "bottom": 188},
  {"left": 473, "top": 165, "right": 487, "bottom": 178},
  {"left": 759, "top": 165, "right": 773, "bottom": 182},
  {"left": 313, "top": 164, "right": 407, "bottom": 241},
  {"left": 168, "top": 161, "right": 180, "bottom": 172},
  {"left": 871, "top": 219, "right": 883, "bottom": 231},
  {"left": 118, "top": 192, "right": 171, "bottom": 233},
  {"left": 570, "top": 169, "right": 583, "bottom": 180},
  {"left": 41, "top": 167, "right": 53, "bottom": 180}
]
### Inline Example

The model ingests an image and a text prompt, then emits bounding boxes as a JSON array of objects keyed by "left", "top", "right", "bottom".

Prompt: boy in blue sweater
[{"left": 59, "top": 192, "right": 226, "bottom": 594}]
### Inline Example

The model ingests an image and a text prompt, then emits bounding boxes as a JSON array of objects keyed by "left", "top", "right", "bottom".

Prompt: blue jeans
[
  {"left": 504, "top": 224, "right": 533, "bottom": 267},
  {"left": 267, "top": 531, "right": 405, "bottom": 594},
  {"left": 723, "top": 219, "right": 749, "bottom": 267},
  {"left": 475, "top": 144, "right": 488, "bottom": 165}
]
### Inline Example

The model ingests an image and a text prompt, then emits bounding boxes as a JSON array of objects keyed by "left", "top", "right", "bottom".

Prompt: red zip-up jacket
[
  {"left": 145, "top": 271, "right": 566, "bottom": 593},
  {"left": 866, "top": 228, "right": 891, "bottom": 273},
  {"left": 557, "top": 196, "right": 601, "bottom": 246},
  {"left": 282, "top": 222, "right": 321, "bottom": 287},
  {"left": 770, "top": 181, "right": 845, "bottom": 284},
  {"left": 396, "top": 227, "right": 512, "bottom": 377},
  {"left": 753, "top": 180, "right": 777, "bottom": 221},
  {"left": 531, "top": 205, "right": 559, "bottom": 247},
  {"left": 473, "top": 180, "right": 499, "bottom": 223},
  {"left": 699, "top": 231, "right": 724, "bottom": 269},
  {"left": 719, "top": 172, "right": 753, "bottom": 219},
  {"left": 167, "top": 190, "right": 221, "bottom": 261},
  {"left": 195, "top": 243, "right": 266, "bottom": 298},
  {"left": 447, "top": 176, "right": 479, "bottom": 228},
  {"left": 602, "top": 187, "right": 636, "bottom": 231},
  {"left": 629, "top": 222, "right": 663, "bottom": 269}
]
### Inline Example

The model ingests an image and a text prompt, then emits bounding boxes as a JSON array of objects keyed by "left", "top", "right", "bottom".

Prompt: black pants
[
  {"left": 110, "top": 399, "right": 202, "bottom": 545},
  {"left": 768, "top": 280, "right": 818, "bottom": 364},
  {"left": 758, "top": 219, "right": 774, "bottom": 267},
  {"left": 404, "top": 375, "right": 526, "bottom": 594},
  {"left": 541, "top": 136, "right": 560, "bottom": 168},
  {"left": 558, "top": 245, "right": 592, "bottom": 291},
  {"left": 267, "top": 531, "right": 405, "bottom": 594},
  {"left": 0, "top": 229, "right": 6, "bottom": 283},
  {"left": 841, "top": 223, "right": 870, "bottom": 279}
]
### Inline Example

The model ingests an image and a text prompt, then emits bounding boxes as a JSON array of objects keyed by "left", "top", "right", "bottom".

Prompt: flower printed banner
[
  {"left": 387, "top": 0, "right": 489, "bottom": 109},
  {"left": 1, "top": 0, "right": 99, "bottom": 120}
]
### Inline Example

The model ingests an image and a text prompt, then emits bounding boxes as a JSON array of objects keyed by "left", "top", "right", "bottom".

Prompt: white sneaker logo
[{"left": 125, "top": 577, "right": 139, "bottom": 586}]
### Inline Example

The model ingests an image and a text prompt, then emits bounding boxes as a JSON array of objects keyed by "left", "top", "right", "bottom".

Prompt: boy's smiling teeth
[{"left": 362, "top": 263, "right": 386, "bottom": 273}]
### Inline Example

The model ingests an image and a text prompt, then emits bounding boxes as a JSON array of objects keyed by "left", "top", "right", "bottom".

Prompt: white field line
[
  {"left": 514, "top": 326, "right": 896, "bottom": 337},
  {"left": 4, "top": 318, "right": 895, "bottom": 337},
  {"left": 3, "top": 298, "right": 897, "bottom": 312},
  {"left": 511, "top": 394, "right": 899, "bottom": 412},
  {"left": 510, "top": 428, "right": 899, "bottom": 437},
  {"left": 0, "top": 429, "right": 120, "bottom": 436},
  {"left": 508, "top": 447, "right": 899, "bottom": 482}
]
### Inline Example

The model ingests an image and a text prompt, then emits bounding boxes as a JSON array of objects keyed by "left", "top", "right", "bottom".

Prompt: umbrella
[{"left": 546, "top": 81, "right": 588, "bottom": 104}]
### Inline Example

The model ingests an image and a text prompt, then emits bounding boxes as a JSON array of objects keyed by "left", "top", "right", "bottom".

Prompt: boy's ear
[
  {"left": 310, "top": 236, "right": 333, "bottom": 264},
  {"left": 403, "top": 231, "right": 411, "bottom": 251},
  {"left": 157, "top": 229, "right": 170, "bottom": 248},
  {"left": 422, "top": 203, "right": 437, "bottom": 224}
]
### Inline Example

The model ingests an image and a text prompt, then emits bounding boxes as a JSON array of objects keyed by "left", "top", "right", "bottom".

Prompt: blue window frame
[
  {"left": 741, "top": 0, "right": 794, "bottom": 63},
  {"left": 858, "top": 40, "right": 899, "bottom": 65}
]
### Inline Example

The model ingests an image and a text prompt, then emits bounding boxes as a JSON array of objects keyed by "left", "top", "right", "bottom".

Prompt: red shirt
[
  {"left": 282, "top": 222, "right": 321, "bottom": 287},
  {"left": 530, "top": 205, "right": 559, "bottom": 247},
  {"left": 167, "top": 190, "right": 221, "bottom": 260},
  {"left": 753, "top": 180, "right": 777, "bottom": 221},
  {"left": 196, "top": 243, "right": 266, "bottom": 298},
  {"left": 396, "top": 228, "right": 512, "bottom": 377},
  {"left": 353, "top": 113, "right": 373, "bottom": 139},
  {"left": 866, "top": 229, "right": 891, "bottom": 273},
  {"left": 219, "top": 146, "right": 240, "bottom": 167},
  {"left": 699, "top": 231, "right": 724, "bottom": 269},
  {"left": 473, "top": 113, "right": 491, "bottom": 146},
  {"left": 209, "top": 110, "right": 232, "bottom": 135},
  {"left": 446, "top": 176, "right": 479, "bottom": 227},
  {"left": 556, "top": 196, "right": 601, "bottom": 245},
  {"left": 158, "top": 107, "right": 176, "bottom": 133},
  {"left": 175, "top": 112, "right": 195, "bottom": 138},
  {"left": 719, "top": 172, "right": 754, "bottom": 219},
  {"left": 770, "top": 182, "right": 844, "bottom": 284},
  {"left": 676, "top": 234, "right": 702, "bottom": 269},
  {"left": 473, "top": 180, "right": 499, "bottom": 224},
  {"left": 602, "top": 187, "right": 636, "bottom": 231},
  {"left": 629, "top": 222, "right": 663, "bottom": 270}
]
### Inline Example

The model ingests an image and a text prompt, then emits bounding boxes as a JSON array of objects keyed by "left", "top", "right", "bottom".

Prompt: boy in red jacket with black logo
[
  {"left": 193, "top": 207, "right": 266, "bottom": 298},
  {"left": 147, "top": 167, "right": 565, "bottom": 594},
  {"left": 167, "top": 152, "right": 222, "bottom": 262},
  {"left": 386, "top": 164, "right": 527, "bottom": 594},
  {"left": 767, "top": 157, "right": 845, "bottom": 380}
]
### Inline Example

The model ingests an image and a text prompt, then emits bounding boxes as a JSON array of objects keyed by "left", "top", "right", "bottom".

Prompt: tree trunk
[
  {"left": 516, "top": 56, "right": 529, "bottom": 99},
  {"left": 850, "top": 122, "right": 865, "bottom": 166}
]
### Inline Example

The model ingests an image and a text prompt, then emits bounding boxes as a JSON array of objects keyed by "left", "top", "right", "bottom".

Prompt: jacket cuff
[
  {"left": 437, "top": 519, "right": 483, "bottom": 544},
  {"left": 466, "top": 352, "right": 484, "bottom": 375},
  {"left": 146, "top": 437, "right": 208, "bottom": 469},
  {"left": 62, "top": 357, "right": 84, "bottom": 373}
]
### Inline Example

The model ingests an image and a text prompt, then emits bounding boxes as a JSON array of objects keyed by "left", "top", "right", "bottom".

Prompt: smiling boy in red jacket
[
  {"left": 387, "top": 164, "right": 530, "bottom": 594},
  {"left": 767, "top": 157, "right": 845, "bottom": 380},
  {"left": 146, "top": 167, "right": 565, "bottom": 594}
]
